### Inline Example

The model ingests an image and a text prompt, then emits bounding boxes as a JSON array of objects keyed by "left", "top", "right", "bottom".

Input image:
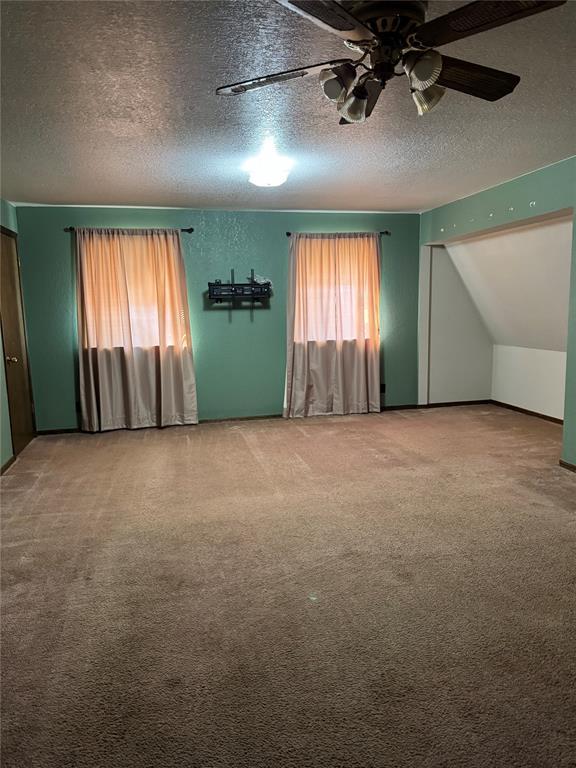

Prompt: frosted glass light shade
[
  {"left": 404, "top": 50, "right": 443, "bottom": 91},
  {"left": 412, "top": 85, "right": 445, "bottom": 115},
  {"left": 319, "top": 63, "right": 356, "bottom": 102},
  {"left": 337, "top": 84, "right": 368, "bottom": 123}
]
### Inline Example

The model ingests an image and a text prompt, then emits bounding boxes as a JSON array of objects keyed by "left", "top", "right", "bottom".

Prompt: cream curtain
[
  {"left": 284, "top": 233, "right": 381, "bottom": 418},
  {"left": 76, "top": 228, "right": 198, "bottom": 431}
]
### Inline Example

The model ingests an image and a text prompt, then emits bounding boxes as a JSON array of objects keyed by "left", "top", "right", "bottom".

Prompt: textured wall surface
[{"left": 16, "top": 207, "right": 420, "bottom": 429}]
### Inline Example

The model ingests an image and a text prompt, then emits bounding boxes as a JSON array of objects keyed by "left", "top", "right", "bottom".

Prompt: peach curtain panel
[
  {"left": 76, "top": 228, "right": 198, "bottom": 431},
  {"left": 284, "top": 233, "right": 381, "bottom": 418}
]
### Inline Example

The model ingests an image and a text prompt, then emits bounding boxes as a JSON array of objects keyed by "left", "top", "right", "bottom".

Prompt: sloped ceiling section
[{"left": 445, "top": 217, "right": 573, "bottom": 351}]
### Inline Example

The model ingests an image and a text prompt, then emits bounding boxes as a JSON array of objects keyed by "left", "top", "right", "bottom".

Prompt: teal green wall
[
  {"left": 420, "top": 156, "right": 576, "bottom": 465},
  {"left": 15, "top": 207, "right": 420, "bottom": 429},
  {"left": 420, "top": 158, "right": 574, "bottom": 245},
  {"left": 1, "top": 199, "right": 18, "bottom": 234},
  {"left": 0, "top": 200, "right": 17, "bottom": 467},
  {"left": 11, "top": 157, "right": 575, "bottom": 459}
]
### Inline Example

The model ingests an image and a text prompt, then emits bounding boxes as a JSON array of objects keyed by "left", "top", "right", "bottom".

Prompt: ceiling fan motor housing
[{"left": 341, "top": 1, "right": 428, "bottom": 38}]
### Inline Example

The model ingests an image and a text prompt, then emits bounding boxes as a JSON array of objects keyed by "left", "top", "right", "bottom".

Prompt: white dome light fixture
[{"left": 242, "top": 138, "right": 294, "bottom": 187}]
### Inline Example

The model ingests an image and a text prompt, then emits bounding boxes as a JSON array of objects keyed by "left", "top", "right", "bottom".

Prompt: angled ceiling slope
[{"left": 445, "top": 216, "right": 573, "bottom": 351}]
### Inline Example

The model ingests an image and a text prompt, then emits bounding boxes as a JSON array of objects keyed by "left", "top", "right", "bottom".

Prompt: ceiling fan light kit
[
  {"left": 320, "top": 62, "right": 357, "bottom": 101},
  {"left": 403, "top": 49, "right": 443, "bottom": 91},
  {"left": 217, "top": 0, "right": 566, "bottom": 126},
  {"left": 337, "top": 81, "right": 370, "bottom": 122},
  {"left": 412, "top": 84, "right": 446, "bottom": 116}
]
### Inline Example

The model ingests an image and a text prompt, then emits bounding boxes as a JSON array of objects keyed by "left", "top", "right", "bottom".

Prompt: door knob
[{"left": 5, "top": 356, "right": 18, "bottom": 363}]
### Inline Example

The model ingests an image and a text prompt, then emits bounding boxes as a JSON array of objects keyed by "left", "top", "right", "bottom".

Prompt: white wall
[
  {"left": 418, "top": 216, "right": 573, "bottom": 417},
  {"left": 428, "top": 246, "right": 493, "bottom": 403},
  {"left": 446, "top": 217, "right": 572, "bottom": 350},
  {"left": 492, "top": 346, "right": 566, "bottom": 420},
  {"left": 445, "top": 216, "right": 573, "bottom": 419}
]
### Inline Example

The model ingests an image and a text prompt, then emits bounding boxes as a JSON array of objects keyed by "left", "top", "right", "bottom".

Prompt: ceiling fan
[{"left": 216, "top": 1, "right": 566, "bottom": 122}]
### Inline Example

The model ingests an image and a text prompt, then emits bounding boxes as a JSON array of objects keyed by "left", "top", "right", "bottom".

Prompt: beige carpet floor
[{"left": 1, "top": 405, "right": 575, "bottom": 767}]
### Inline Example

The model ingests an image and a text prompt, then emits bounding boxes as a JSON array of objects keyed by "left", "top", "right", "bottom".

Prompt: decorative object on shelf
[{"left": 208, "top": 269, "right": 272, "bottom": 304}]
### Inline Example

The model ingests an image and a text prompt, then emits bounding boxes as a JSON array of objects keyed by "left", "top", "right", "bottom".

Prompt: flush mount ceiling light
[
  {"left": 217, "top": 0, "right": 565, "bottom": 124},
  {"left": 242, "top": 138, "right": 294, "bottom": 187}
]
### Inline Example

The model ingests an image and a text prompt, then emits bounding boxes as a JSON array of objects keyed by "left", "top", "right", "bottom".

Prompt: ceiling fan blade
[
  {"left": 216, "top": 58, "right": 353, "bottom": 95},
  {"left": 437, "top": 56, "right": 520, "bottom": 101},
  {"left": 274, "top": 0, "right": 378, "bottom": 42},
  {"left": 410, "top": 0, "right": 566, "bottom": 49}
]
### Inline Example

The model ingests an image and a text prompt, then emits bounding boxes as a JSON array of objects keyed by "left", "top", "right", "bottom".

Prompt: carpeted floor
[{"left": 1, "top": 405, "right": 575, "bottom": 767}]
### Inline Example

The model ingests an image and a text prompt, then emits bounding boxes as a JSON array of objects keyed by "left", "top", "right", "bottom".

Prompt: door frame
[{"left": 1, "top": 225, "right": 36, "bottom": 468}]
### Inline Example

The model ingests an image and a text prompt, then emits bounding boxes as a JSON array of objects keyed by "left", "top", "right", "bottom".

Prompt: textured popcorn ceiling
[{"left": 1, "top": 0, "right": 575, "bottom": 211}]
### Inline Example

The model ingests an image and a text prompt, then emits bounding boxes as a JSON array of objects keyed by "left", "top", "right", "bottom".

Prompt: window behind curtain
[
  {"left": 76, "top": 227, "right": 198, "bottom": 431},
  {"left": 78, "top": 229, "right": 189, "bottom": 350},
  {"left": 284, "top": 233, "right": 381, "bottom": 418},
  {"left": 292, "top": 233, "right": 380, "bottom": 343}
]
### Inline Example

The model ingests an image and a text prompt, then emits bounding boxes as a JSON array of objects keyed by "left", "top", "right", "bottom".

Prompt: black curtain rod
[
  {"left": 286, "top": 230, "right": 391, "bottom": 237},
  {"left": 63, "top": 226, "right": 194, "bottom": 233}
]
